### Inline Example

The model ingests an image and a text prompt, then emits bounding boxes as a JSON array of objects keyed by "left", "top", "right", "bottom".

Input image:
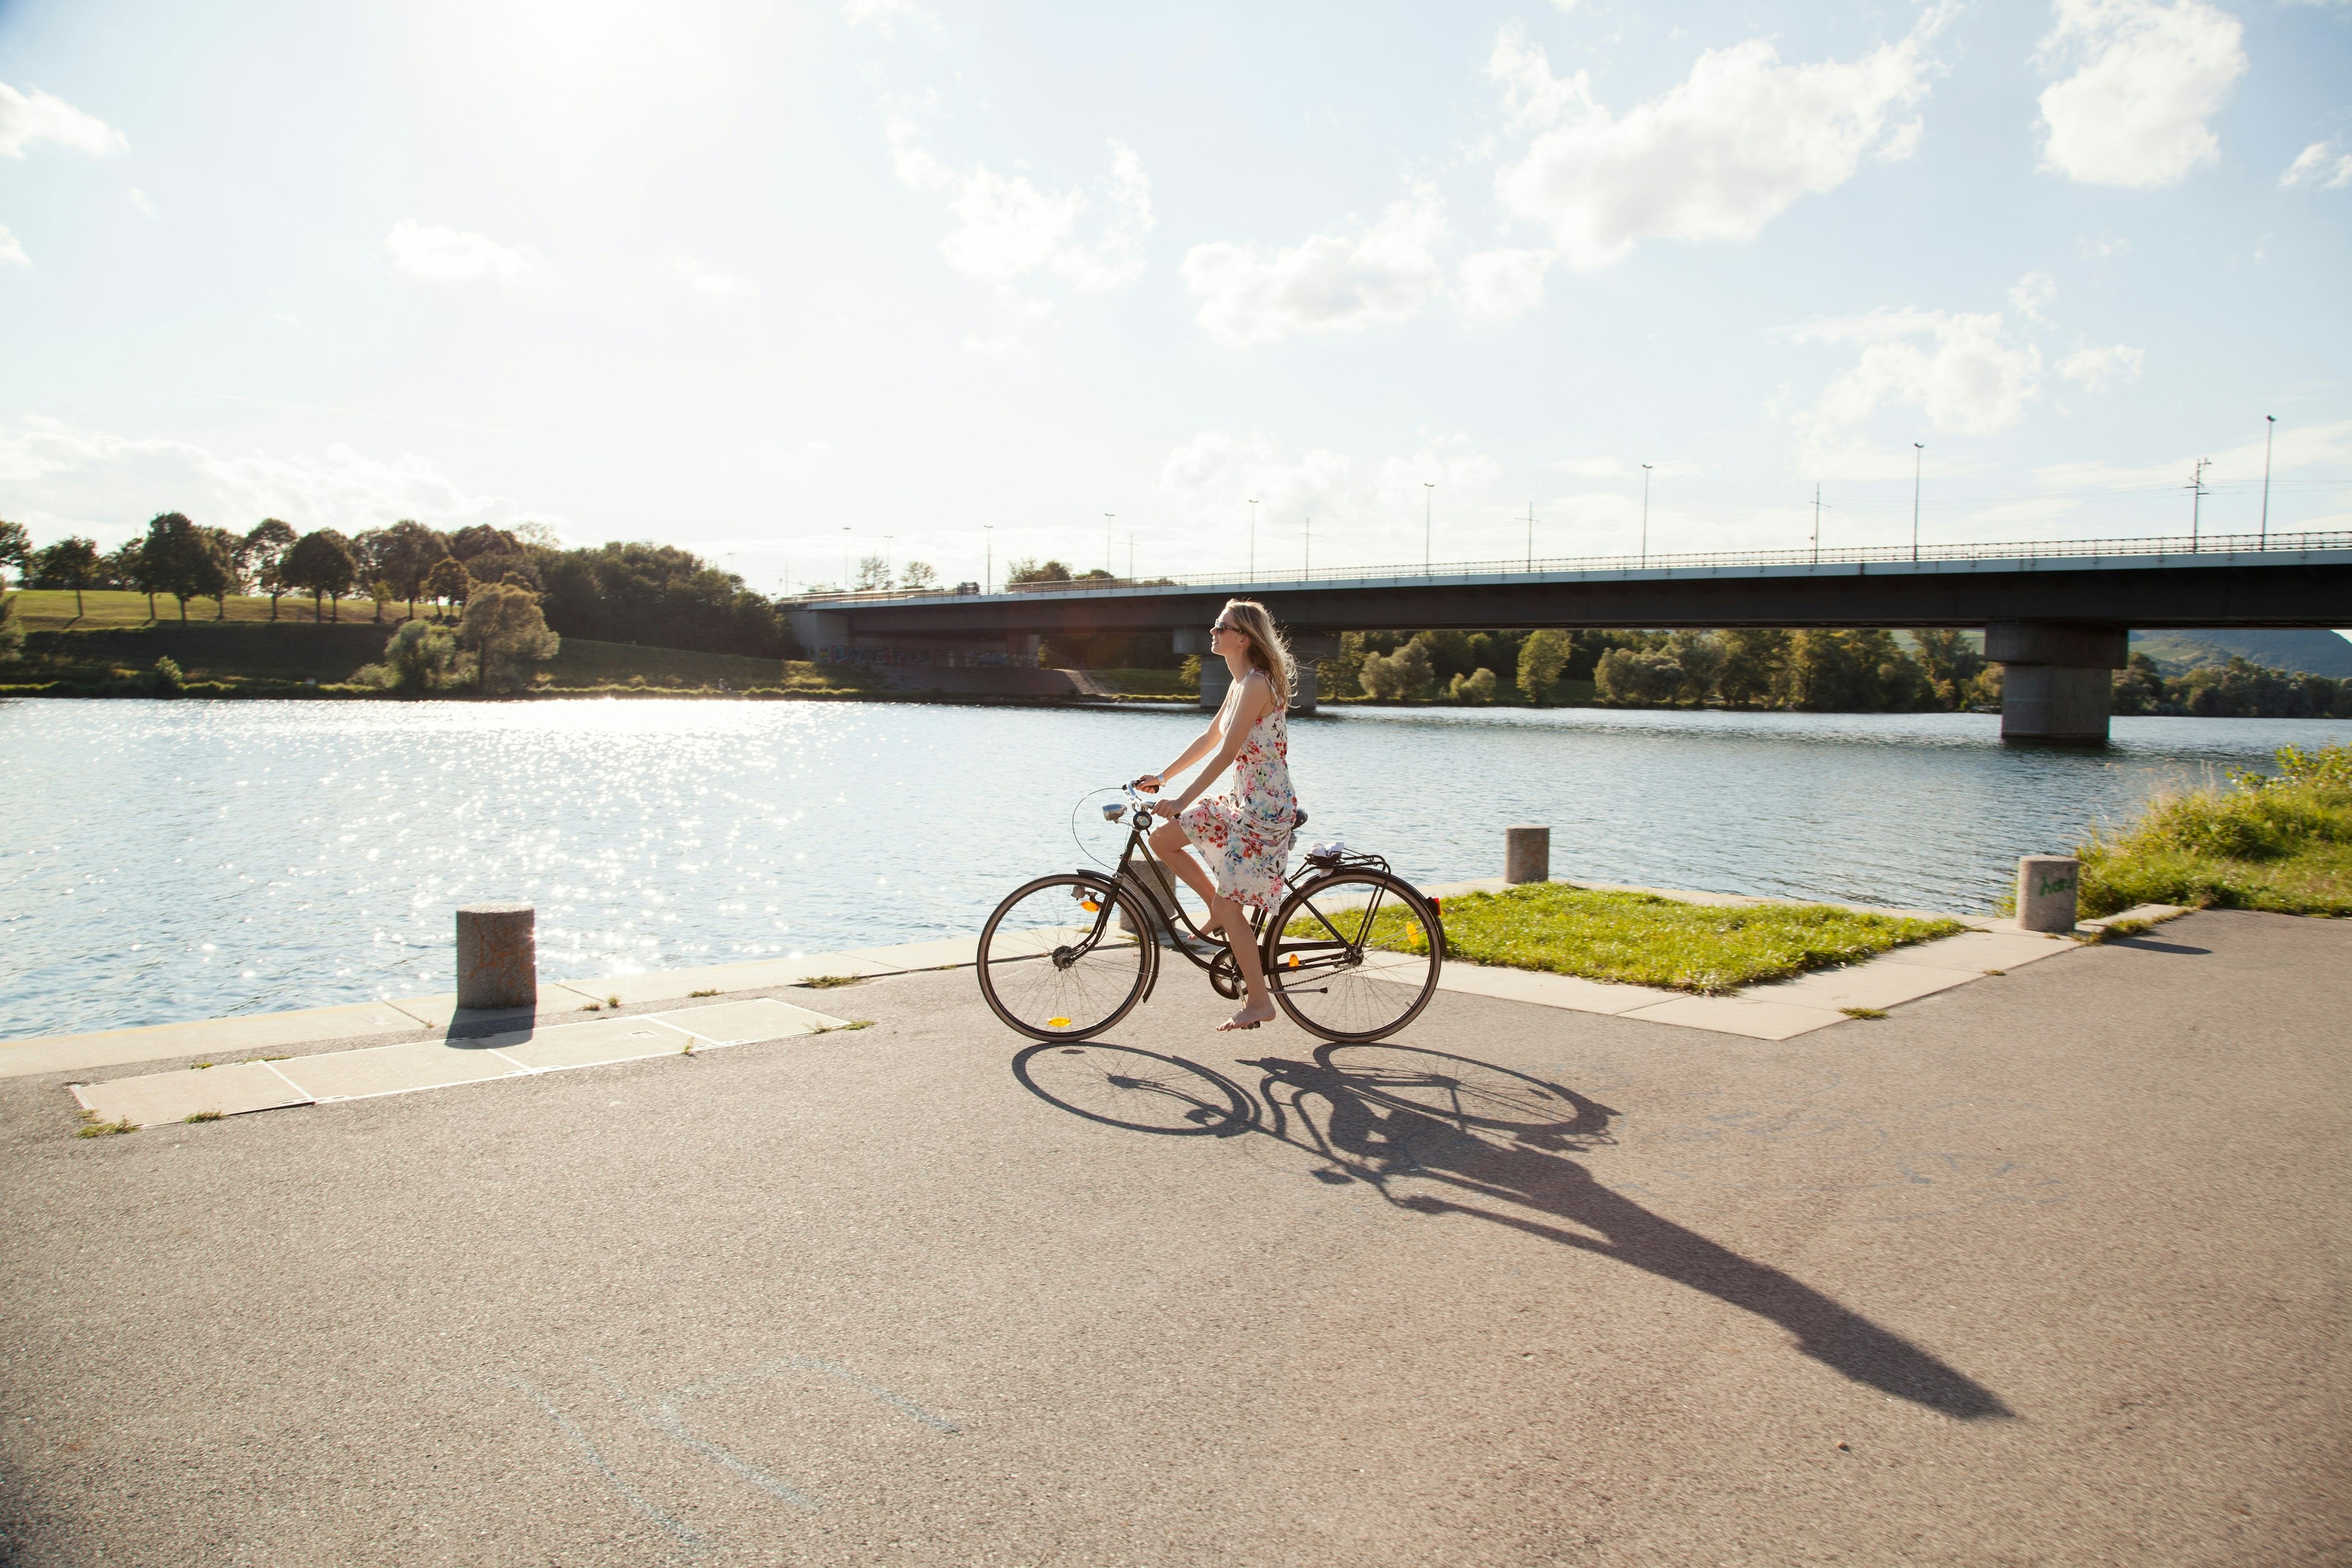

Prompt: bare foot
[{"left": 1216, "top": 1001, "right": 1277, "bottom": 1032}]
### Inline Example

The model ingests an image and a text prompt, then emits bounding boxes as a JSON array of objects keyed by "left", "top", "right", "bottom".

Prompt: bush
[
  {"left": 375, "top": 619, "right": 465, "bottom": 692},
  {"left": 149, "top": 654, "right": 184, "bottom": 695},
  {"left": 1517, "top": 628, "right": 1572, "bottom": 703},
  {"left": 1449, "top": 667, "right": 1499, "bottom": 703},
  {"left": 1359, "top": 640, "right": 1433, "bottom": 701},
  {"left": 1594, "top": 647, "right": 1685, "bottom": 706}
]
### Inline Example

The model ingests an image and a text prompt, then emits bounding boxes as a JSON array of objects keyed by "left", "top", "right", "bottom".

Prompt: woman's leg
[
  {"left": 1207, "top": 889, "right": 1275, "bottom": 1029},
  {"left": 1148, "top": 821, "right": 1224, "bottom": 932}
]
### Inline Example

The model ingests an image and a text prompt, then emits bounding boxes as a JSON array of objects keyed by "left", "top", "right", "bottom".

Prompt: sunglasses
[{"left": 1210, "top": 621, "right": 1235, "bottom": 635}]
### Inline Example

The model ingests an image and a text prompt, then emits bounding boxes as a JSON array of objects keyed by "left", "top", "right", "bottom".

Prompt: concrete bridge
[{"left": 785, "top": 528, "right": 2352, "bottom": 743}]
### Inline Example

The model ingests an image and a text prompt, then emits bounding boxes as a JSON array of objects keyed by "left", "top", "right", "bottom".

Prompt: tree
[
  {"left": 203, "top": 526, "right": 244, "bottom": 617},
  {"left": 138, "top": 513, "right": 231, "bottom": 622},
  {"left": 853, "top": 554, "right": 892, "bottom": 590},
  {"left": 448, "top": 524, "right": 520, "bottom": 562},
  {"left": 1594, "top": 647, "right": 1686, "bottom": 705},
  {"left": 100, "top": 539, "right": 143, "bottom": 592},
  {"left": 366, "top": 619, "right": 463, "bottom": 692},
  {"left": 1449, "top": 667, "right": 1499, "bottom": 703},
  {"left": 377, "top": 520, "right": 448, "bottom": 618},
  {"left": 284, "top": 529, "right": 359, "bottom": 622},
  {"left": 1910, "top": 629, "right": 1983, "bottom": 710},
  {"left": 1517, "top": 628, "right": 1574, "bottom": 703},
  {"left": 423, "top": 555, "right": 472, "bottom": 616},
  {"left": 1665, "top": 630, "right": 1725, "bottom": 704},
  {"left": 456, "top": 582, "right": 560, "bottom": 690},
  {"left": 242, "top": 519, "right": 299, "bottom": 620},
  {"left": 1359, "top": 639, "right": 1433, "bottom": 701},
  {"left": 0, "top": 590, "right": 20, "bottom": 664},
  {"left": 0, "top": 520, "right": 29, "bottom": 586},
  {"left": 36, "top": 536, "right": 102, "bottom": 618},
  {"left": 900, "top": 560, "right": 940, "bottom": 590},
  {"left": 367, "top": 578, "right": 397, "bottom": 622},
  {"left": 2112, "top": 652, "right": 2165, "bottom": 717},
  {"left": 1004, "top": 557, "right": 1073, "bottom": 587},
  {"left": 1716, "top": 629, "right": 1790, "bottom": 708}
]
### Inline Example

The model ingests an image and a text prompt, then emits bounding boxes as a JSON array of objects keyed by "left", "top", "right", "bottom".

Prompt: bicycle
[{"left": 974, "top": 783, "right": 1446, "bottom": 1044}]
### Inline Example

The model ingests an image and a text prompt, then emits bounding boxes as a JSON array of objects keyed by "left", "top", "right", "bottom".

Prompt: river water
[{"left": 2, "top": 697, "right": 2340, "bottom": 1039}]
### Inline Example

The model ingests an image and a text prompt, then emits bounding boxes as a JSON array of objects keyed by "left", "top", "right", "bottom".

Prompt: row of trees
[
  {"left": 1327, "top": 627, "right": 2348, "bottom": 718},
  {"left": 1, "top": 514, "right": 790, "bottom": 658}
]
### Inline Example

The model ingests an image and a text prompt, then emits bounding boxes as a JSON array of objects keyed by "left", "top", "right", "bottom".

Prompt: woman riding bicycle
[{"left": 1136, "top": 598, "right": 1299, "bottom": 1033}]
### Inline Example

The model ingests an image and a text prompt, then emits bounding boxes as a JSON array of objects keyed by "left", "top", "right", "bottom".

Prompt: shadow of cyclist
[{"left": 1238, "top": 1049, "right": 2011, "bottom": 1421}]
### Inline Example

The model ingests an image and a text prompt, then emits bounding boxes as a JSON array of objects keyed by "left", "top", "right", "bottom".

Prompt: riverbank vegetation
[
  {"left": 1360, "top": 881, "right": 1963, "bottom": 993},
  {"left": 2076, "top": 743, "right": 2352, "bottom": 917},
  {"left": 1310, "top": 627, "right": 2350, "bottom": 718}
]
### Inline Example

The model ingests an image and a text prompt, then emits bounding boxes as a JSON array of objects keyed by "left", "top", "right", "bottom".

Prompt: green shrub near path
[{"left": 2077, "top": 743, "right": 2352, "bottom": 918}]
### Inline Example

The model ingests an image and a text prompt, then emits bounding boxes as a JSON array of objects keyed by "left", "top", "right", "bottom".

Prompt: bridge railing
[{"left": 786, "top": 526, "right": 2352, "bottom": 605}]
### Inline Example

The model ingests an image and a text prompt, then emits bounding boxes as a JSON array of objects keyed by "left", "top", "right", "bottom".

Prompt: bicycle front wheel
[
  {"left": 1267, "top": 869, "right": 1444, "bottom": 1042},
  {"left": 976, "top": 875, "right": 1158, "bottom": 1042}
]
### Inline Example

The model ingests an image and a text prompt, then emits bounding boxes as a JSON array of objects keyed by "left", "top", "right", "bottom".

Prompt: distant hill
[{"left": 2129, "top": 628, "right": 2352, "bottom": 677}]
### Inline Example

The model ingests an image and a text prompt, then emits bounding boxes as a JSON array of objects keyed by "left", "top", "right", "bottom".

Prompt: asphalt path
[{"left": 2, "top": 911, "right": 2346, "bottom": 1566}]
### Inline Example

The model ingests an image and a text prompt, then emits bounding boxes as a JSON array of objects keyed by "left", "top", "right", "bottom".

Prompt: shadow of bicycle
[{"left": 1012, "top": 1038, "right": 2011, "bottom": 1421}]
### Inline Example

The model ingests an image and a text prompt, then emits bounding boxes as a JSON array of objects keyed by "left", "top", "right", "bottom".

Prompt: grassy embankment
[
  {"left": 1354, "top": 880, "right": 1962, "bottom": 994},
  {"left": 2075, "top": 742, "right": 2352, "bottom": 917},
  {"left": 0, "top": 589, "right": 869, "bottom": 696}
]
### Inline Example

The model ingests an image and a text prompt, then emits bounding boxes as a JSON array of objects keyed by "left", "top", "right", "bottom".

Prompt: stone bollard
[
  {"left": 1505, "top": 826, "right": 1551, "bottom": 885},
  {"left": 2015, "top": 856, "right": 2080, "bottom": 933},
  {"left": 456, "top": 903, "right": 537, "bottom": 1009},
  {"left": 1120, "top": 858, "right": 1182, "bottom": 938}
]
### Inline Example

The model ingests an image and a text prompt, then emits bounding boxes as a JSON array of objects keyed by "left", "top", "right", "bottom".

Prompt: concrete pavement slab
[
  {"left": 1620, "top": 992, "right": 1854, "bottom": 1039},
  {"left": 69, "top": 1060, "right": 311, "bottom": 1128},
  {"left": 1424, "top": 959, "right": 1684, "bottom": 1015},
  {"left": 0, "top": 1000, "right": 425, "bottom": 1080},
  {"left": 560, "top": 954, "right": 894, "bottom": 1006},
  {"left": 487, "top": 1017, "right": 702, "bottom": 1071},
  {"left": 390, "top": 986, "right": 612, "bottom": 1030},
  {"left": 1751, "top": 961, "right": 1986, "bottom": 1011},
  {"left": 1874, "top": 929, "right": 2076, "bottom": 970},
  {"left": 658, "top": 999, "right": 851, "bottom": 1045},
  {"left": 270, "top": 1038, "right": 529, "bottom": 1101},
  {"left": 834, "top": 936, "right": 984, "bottom": 972}
]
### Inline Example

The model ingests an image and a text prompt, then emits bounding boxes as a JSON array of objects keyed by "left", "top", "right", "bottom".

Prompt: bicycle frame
[{"left": 1084, "top": 791, "right": 1268, "bottom": 976}]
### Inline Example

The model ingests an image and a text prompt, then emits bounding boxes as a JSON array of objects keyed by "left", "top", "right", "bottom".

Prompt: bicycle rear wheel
[
  {"left": 976, "top": 874, "right": 1158, "bottom": 1041},
  {"left": 1267, "top": 869, "right": 1443, "bottom": 1042}
]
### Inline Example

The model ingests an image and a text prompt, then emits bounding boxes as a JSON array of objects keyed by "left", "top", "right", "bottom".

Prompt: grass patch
[
  {"left": 1358, "top": 881, "right": 1963, "bottom": 995},
  {"left": 688, "top": 987, "right": 720, "bottom": 997},
  {"left": 184, "top": 1109, "right": 225, "bottom": 1123},
  {"left": 1839, "top": 1006, "right": 1890, "bottom": 1020},
  {"left": 2077, "top": 743, "right": 2352, "bottom": 918},
  {"left": 76, "top": 1110, "right": 136, "bottom": 1137},
  {"left": 800, "top": 974, "right": 864, "bottom": 989},
  {"left": 812, "top": 1020, "right": 875, "bottom": 1033}
]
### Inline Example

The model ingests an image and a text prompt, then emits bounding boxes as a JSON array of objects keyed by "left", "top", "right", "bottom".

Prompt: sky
[{"left": 1, "top": 0, "right": 2348, "bottom": 594}]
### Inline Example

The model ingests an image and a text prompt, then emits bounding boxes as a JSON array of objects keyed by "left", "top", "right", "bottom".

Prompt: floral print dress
[{"left": 1178, "top": 678, "right": 1298, "bottom": 913}]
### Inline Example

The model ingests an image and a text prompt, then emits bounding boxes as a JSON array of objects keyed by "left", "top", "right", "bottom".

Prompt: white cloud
[
  {"left": 961, "top": 333, "right": 1033, "bottom": 361},
  {"left": 2033, "top": 418, "right": 2352, "bottom": 494},
  {"left": 385, "top": 221, "right": 543, "bottom": 285},
  {"left": 0, "top": 82, "right": 127, "bottom": 158},
  {"left": 1457, "top": 248, "right": 1552, "bottom": 320},
  {"left": 0, "top": 225, "right": 27, "bottom": 268},
  {"left": 673, "top": 255, "right": 755, "bottom": 299},
  {"left": 1158, "top": 428, "right": 1504, "bottom": 567},
  {"left": 0, "top": 415, "right": 556, "bottom": 542},
  {"left": 128, "top": 187, "right": 156, "bottom": 218},
  {"left": 889, "top": 125, "right": 1152, "bottom": 295},
  {"left": 1180, "top": 186, "right": 1446, "bottom": 348},
  {"left": 1542, "top": 455, "right": 1709, "bottom": 479},
  {"left": 2008, "top": 270, "right": 2058, "bottom": 325},
  {"left": 2059, "top": 342, "right": 2146, "bottom": 391},
  {"left": 2035, "top": 0, "right": 2245, "bottom": 189},
  {"left": 2280, "top": 140, "right": 2352, "bottom": 190},
  {"left": 1785, "top": 307, "right": 2045, "bottom": 473},
  {"left": 1488, "top": 13, "right": 1944, "bottom": 271},
  {"left": 841, "top": 0, "right": 940, "bottom": 38}
]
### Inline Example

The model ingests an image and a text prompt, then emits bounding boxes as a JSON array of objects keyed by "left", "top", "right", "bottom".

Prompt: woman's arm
[{"left": 1165, "top": 673, "right": 1272, "bottom": 814}]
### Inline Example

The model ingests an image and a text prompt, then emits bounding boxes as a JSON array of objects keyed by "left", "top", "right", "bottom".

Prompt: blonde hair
[{"left": 1219, "top": 598, "right": 1294, "bottom": 705}]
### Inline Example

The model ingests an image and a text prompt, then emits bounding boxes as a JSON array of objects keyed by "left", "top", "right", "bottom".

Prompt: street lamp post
[
  {"left": 1104, "top": 513, "right": 1115, "bottom": 577},
  {"left": 1911, "top": 443, "right": 1924, "bottom": 563},
  {"left": 842, "top": 526, "right": 851, "bottom": 590},
  {"left": 1304, "top": 516, "right": 1311, "bottom": 577},
  {"left": 983, "top": 525, "right": 993, "bottom": 594},
  {"left": 883, "top": 534, "right": 894, "bottom": 587},
  {"left": 1640, "top": 464, "right": 1652, "bottom": 567},
  {"left": 2261, "top": 415, "right": 2276, "bottom": 548},
  {"left": 1525, "top": 502, "right": 1534, "bottom": 571},
  {"left": 1246, "top": 499, "right": 1257, "bottom": 581},
  {"left": 1423, "top": 482, "right": 1434, "bottom": 573}
]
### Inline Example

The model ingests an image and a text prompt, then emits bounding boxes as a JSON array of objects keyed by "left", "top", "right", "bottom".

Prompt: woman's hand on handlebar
[{"left": 1133, "top": 774, "right": 1163, "bottom": 793}]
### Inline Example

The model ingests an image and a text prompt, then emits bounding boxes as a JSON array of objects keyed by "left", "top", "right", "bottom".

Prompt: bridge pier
[{"left": 1987, "top": 621, "right": 2127, "bottom": 745}]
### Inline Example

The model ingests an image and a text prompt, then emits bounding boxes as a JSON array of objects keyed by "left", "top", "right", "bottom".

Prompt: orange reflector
[
  {"left": 1286, "top": 954, "right": 1300, "bottom": 968},
  {"left": 1047, "top": 1017, "right": 1072, "bottom": 1028},
  {"left": 1080, "top": 900, "right": 1099, "bottom": 912}
]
